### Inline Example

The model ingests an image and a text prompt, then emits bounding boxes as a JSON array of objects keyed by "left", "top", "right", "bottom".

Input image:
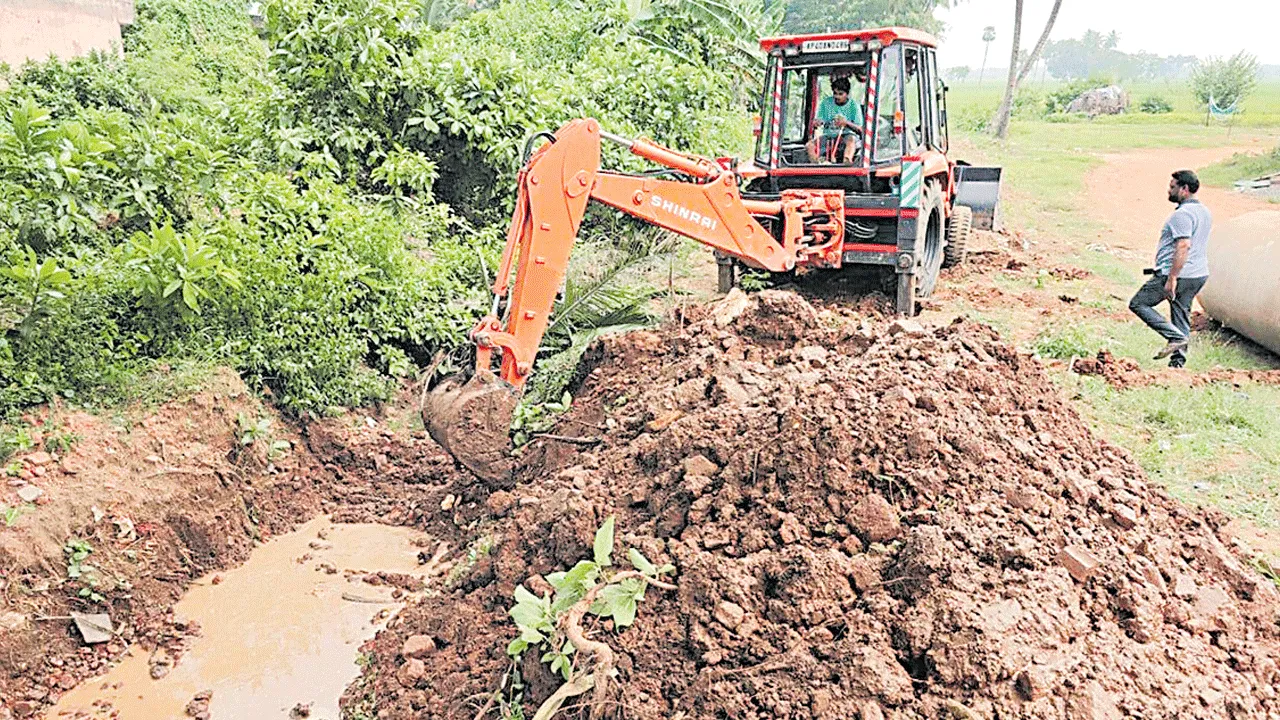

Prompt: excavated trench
[{"left": 43, "top": 518, "right": 438, "bottom": 720}]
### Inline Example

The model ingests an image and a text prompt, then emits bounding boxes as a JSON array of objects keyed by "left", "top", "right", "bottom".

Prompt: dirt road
[{"left": 1085, "top": 145, "right": 1275, "bottom": 259}]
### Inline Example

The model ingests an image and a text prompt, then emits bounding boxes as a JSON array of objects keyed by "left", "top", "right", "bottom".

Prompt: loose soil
[{"left": 346, "top": 290, "right": 1280, "bottom": 720}]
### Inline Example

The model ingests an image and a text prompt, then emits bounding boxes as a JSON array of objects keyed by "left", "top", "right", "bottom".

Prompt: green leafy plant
[
  {"left": 65, "top": 538, "right": 105, "bottom": 603},
  {"left": 510, "top": 393, "right": 573, "bottom": 448},
  {"left": 737, "top": 268, "right": 770, "bottom": 291},
  {"left": 0, "top": 424, "right": 36, "bottom": 460},
  {"left": 43, "top": 426, "right": 80, "bottom": 454},
  {"left": 1, "top": 247, "right": 72, "bottom": 337},
  {"left": 503, "top": 517, "right": 675, "bottom": 719},
  {"left": 1139, "top": 95, "right": 1173, "bottom": 114},
  {"left": 1032, "top": 324, "right": 1096, "bottom": 360},
  {"left": 124, "top": 222, "right": 242, "bottom": 318},
  {"left": 2, "top": 504, "right": 24, "bottom": 527},
  {"left": 236, "top": 412, "right": 290, "bottom": 460}
]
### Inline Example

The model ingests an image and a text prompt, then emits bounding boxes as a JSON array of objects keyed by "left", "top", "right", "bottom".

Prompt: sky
[{"left": 934, "top": 0, "right": 1280, "bottom": 70}]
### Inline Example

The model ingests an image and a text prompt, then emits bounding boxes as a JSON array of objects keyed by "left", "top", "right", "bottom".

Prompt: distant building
[{"left": 0, "top": 0, "right": 136, "bottom": 69}]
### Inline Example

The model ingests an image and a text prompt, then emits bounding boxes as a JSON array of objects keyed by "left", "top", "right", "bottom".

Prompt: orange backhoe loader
[{"left": 425, "top": 28, "right": 1003, "bottom": 481}]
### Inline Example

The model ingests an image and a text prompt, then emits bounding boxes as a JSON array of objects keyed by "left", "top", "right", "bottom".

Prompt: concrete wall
[{"left": 0, "top": 0, "right": 135, "bottom": 69}]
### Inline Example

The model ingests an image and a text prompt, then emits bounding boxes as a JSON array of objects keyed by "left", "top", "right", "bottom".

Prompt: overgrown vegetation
[{"left": 0, "top": 0, "right": 762, "bottom": 420}]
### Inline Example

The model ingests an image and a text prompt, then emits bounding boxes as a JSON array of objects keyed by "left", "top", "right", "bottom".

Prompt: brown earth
[
  {"left": 345, "top": 290, "right": 1280, "bottom": 720},
  {"left": 1084, "top": 145, "right": 1276, "bottom": 262},
  {"left": 0, "top": 369, "right": 468, "bottom": 717}
]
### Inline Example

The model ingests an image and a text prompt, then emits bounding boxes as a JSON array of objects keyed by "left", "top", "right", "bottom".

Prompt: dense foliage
[
  {"left": 0, "top": 0, "right": 761, "bottom": 419},
  {"left": 780, "top": 0, "right": 950, "bottom": 35},
  {"left": 1, "top": 0, "right": 966, "bottom": 420}
]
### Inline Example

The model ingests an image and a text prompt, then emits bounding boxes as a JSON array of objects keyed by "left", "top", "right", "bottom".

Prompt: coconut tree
[
  {"left": 979, "top": 25, "right": 996, "bottom": 84},
  {"left": 993, "top": 0, "right": 1065, "bottom": 139}
]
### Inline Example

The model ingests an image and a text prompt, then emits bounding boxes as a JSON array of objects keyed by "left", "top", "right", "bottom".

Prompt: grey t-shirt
[{"left": 1154, "top": 198, "right": 1211, "bottom": 278}]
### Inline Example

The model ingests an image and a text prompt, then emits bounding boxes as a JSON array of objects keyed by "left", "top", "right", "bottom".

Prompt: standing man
[{"left": 1129, "top": 170, "right": 1212, "bottom": 368}]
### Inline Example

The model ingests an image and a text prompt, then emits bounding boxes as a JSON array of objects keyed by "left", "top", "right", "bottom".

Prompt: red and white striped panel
[
  {"left": 769, "top": 56, "right": 784, "bottom": 167},
  {"left": 863, "top": 52, "right": 879, "bottom": 172}
]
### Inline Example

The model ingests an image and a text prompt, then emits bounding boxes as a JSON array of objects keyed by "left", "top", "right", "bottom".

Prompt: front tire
[
  {"left": 943, "top": 204, "right": 973, "bottom": 268},
  {"left": 914, "top": 182, "right": 946, "bottom": 298}
]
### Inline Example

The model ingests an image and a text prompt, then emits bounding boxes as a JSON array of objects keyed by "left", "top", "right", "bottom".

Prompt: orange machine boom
[{"left": 471, "top": 118, "right": 845, "bottom": 390}]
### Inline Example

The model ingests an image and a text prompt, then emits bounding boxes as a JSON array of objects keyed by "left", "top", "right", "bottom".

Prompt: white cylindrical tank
[{"left": 1199, "top": 211, "right": 1280, "bottom": 355}]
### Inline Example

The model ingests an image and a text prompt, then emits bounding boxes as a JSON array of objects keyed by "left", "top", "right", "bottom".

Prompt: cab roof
[{"left": 759, "top": 26, "right": 940, "bottom": 53}]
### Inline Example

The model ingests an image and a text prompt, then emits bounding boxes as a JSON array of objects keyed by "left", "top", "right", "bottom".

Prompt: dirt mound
[
  {"left": 1072, "top": 348, "right": 1280, "bottom": 390},
  {"left": 1071, "top": 349, "right": 1145, "bottom": 388},
  {"left": 349, "top": 291, "right": 1280, "bottom": 720}
]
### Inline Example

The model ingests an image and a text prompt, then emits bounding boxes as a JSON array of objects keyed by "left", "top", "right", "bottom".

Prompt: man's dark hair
[
  {"left": 832, "top": 77, "right": 851, "bottom": 94},
  {"left": 1172, "top": 169, "right": 1200, "bottom": 194}
]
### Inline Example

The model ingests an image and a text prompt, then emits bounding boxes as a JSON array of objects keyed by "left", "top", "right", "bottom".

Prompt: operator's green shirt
[{"left": 816, "top": 95, "right": 864, "bottom": 137}]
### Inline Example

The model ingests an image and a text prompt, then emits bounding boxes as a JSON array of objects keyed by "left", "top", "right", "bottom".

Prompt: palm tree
[
  {"left": 1104, "top": 30, "right": 1120, "bottom": 50},
  {"left": 980, "top": 26, "right": 996, "bottom": 85}
]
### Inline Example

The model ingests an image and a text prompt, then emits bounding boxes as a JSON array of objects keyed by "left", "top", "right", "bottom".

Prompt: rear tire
[
  {"left": 914, "top": 182, "right": 946, "bottom": 298},
  {"left": 943, "top": 204, "right": 973, "bottom": 268}
]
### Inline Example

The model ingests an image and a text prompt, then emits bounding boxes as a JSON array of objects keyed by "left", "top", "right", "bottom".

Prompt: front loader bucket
[
  {"left": 422, "top": 369, "right": 519, "bottom": 487},
  {"left": 954, "top": 165, "right": 1003, "bottom": 232}
]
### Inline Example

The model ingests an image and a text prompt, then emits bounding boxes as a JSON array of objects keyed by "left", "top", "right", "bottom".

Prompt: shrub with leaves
[
  {"left": 124, "top": 222, "right": 242, "bottom": 320},
  {"left": 264, "top": 0, "right": 747, "bottom": 220},
  {"left": 1190, "top": 52, "right": 1259, "bottom": 111},
  {"left": 1139, "top": 95, "right": 1174, "bottom": 114}
]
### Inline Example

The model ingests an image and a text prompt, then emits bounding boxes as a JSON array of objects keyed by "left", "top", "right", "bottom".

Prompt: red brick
[
  {"left": 1111, "top": 505, "right": 1138, "bottom": 530},
  {"left": 1058, "top": 545, "right": 1100, "bottom": 582}
]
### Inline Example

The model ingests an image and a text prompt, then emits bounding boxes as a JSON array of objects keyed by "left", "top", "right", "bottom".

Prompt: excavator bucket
[
  {"left": 422, "top": 369, "right": 519, "bottom": 485},
  {"left": 953, "top": 165, "right": 1003, "bottom": 232}
]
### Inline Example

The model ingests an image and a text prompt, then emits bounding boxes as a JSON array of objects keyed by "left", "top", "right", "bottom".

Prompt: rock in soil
[{"left": 344, "top": 291, "right": 1280, "bottom": 720}]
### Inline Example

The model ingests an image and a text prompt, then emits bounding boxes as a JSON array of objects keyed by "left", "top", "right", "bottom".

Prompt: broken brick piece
[
  {"left": 1058, "top": 545, "right": 1100, "bottom": 582},
  {"left": 1112, "top": 504, "right": 1138, "bottom": 530}
]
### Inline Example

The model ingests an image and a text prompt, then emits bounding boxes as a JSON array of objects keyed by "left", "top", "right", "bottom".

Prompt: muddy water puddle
[{"left": 48, "top": 517, "right": 438, "bottom": 720}]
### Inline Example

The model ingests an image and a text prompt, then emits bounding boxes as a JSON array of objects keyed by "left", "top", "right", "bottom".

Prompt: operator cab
[{"left": 751, "top": 28, "right": 949, "bottom": 195}]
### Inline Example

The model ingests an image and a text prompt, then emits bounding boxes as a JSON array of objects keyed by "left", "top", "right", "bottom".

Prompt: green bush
[
  {"left": 0, "top": 0, "right": 756, "bottom": 419},
  {"left": 1190, "top": 52, "right": 1258, "bottom": 111},
  {"left": 1139, "top": 95, "right": 1174, "bottom": 114},
  {"left": 263, "top": 0, "right": 745, "bottom": 220},
  {"left": 1032, "top": 324, "right": 1096, "bottom": 360}
]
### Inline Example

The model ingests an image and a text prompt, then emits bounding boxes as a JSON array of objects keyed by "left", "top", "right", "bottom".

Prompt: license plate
[{"left": 801, "top": 39, "right": 851, "bottom": 53}]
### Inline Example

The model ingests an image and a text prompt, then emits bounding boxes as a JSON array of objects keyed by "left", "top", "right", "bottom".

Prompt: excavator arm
[{"left": 424, "top": 119, "right": 844, "bottom": 482}]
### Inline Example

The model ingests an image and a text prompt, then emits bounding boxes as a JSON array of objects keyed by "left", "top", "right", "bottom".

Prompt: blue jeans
[{"left": 1129, "top": 273, "right": 1207, "bottom": 366}]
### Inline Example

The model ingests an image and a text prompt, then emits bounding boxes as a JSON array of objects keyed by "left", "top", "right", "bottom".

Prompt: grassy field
[
  {"left": 1199, "top": 146, "right": 1280, "bottom": 187},
  {"left": 947, "top": 78, "right": 1280, "bottom": 127},
  {"left": 939, "top": 89, "right": 1280, "bottom": 548}
]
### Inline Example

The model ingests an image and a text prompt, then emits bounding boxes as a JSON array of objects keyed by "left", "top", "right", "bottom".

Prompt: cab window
[
  {"left": 872, "top": 44, "right": 902, "bottom": 163},
  {"left": 903, "top": 46, "right": 924, "bottom": 153}
]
